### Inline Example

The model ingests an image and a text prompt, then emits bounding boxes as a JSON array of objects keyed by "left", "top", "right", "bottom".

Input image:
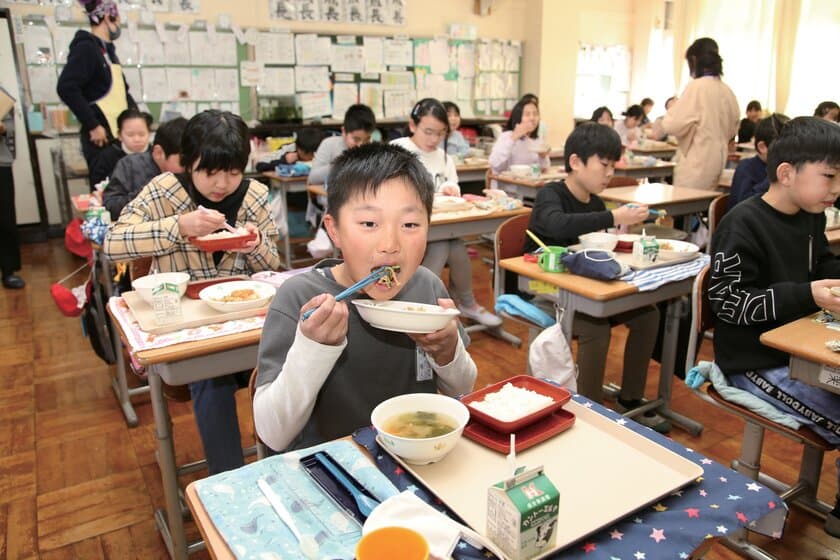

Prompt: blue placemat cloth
[
  {"left": 619, "top": 253, "right": 710, "bottom": 292},
  {"left": 193, "top": 439, "right": 400, "bottom": 559},
  {"left": 353, "top": 392, "right": 788, "bottom": 559}
]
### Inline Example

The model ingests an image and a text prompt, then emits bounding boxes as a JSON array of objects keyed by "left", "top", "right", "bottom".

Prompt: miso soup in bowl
[{"left": 371, "top": 393, "right": 469, "bottom": 465}]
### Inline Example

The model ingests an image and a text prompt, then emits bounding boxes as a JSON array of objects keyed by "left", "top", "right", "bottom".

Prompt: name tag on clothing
[{"left": 416, "top": 347, "right": 433, "bottom": 382}]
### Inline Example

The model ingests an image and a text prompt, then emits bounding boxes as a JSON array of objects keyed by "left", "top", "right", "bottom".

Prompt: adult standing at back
[
  {"left": 663, "top": 38, "right": 738, "bottom": 190},
  {"left": 57, "top": 0, "right": 136, "bottom": 171}
]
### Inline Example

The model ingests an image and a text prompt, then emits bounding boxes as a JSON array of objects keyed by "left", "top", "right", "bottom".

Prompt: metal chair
[{"left": 685, "top": 264, "right": 833, "bottom": 559}]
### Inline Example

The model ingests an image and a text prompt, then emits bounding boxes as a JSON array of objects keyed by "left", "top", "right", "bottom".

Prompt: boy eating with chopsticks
[{"left": 254, "top": 143, "right": 477, "bottom": 453}]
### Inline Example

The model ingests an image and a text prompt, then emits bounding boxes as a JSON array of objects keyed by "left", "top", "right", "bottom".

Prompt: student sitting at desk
[
  {"left": 523, "top": 123, "right": 669, "bottom": 432},
  {"left": 709, "top": 117, "right": 840, "bottom": 537},
  {"left": 728, "top": 113, "right": 789, "bottom": 210},
  {"left": 489, "top": 97, "right": 550, "bottom": 175},
  {"left": 104, "top": 109, "right": 281, "bottom": 474},
  {"left": 308, "top": 104, "right": 376, "bottom": 186},
  {"left": 442, "top": 101, "right": 470, "bottom": 158},
  {"left": 591, "top": 106, "right": 614, "bottom": 127},
  {"left": 613, "top": 104, "right": 644, "bottom": 146},
  {"left": 392, "top": 98, "right": 502, "bottom": 327},
  {"left": 253, "top": 143, "right": 477, "bottom": 452},
  {"left": 88, "top": 108, "right": 152, "bottom": 190},
  {"left": 814, "top": 101, "right": 840, "bottom": 123},
  {"left": 255, "top": 128, "right": 323, "bottom": 172},
  {"left": 102, "top": 116, "right": 187, "bottom": 221},
  {"left": 737, "top": 100, "right": 762, "bottom": 143}
]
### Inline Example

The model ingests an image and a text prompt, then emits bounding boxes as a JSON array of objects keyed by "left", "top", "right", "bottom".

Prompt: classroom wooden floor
[{"left": 1, "top": 238, "right": 838, "bottom": 559}]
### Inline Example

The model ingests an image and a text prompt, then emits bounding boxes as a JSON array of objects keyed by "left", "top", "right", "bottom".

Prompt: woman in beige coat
[{"left": 664, "top": 38, "right": 739, "bottom": 190}]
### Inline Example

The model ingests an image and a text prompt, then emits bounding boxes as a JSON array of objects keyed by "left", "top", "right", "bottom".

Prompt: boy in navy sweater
[{"left": 728, "top": 113, "right": 789, "bottom": 210}]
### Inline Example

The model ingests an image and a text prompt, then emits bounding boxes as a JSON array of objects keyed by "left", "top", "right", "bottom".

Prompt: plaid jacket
[{"left": 104, "top": 172, "right": 281, "bottom": 279}]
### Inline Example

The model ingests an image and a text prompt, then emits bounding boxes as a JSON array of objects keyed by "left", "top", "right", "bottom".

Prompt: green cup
[{"left": 537, "top": 246, "right": 567, "bottom": 273}]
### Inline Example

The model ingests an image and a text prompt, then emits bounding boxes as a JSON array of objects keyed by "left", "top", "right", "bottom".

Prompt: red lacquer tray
[
  {"left": 189, "top": 231, "right": 257, "bottom": 252},
  {"left": 463, "top": 408, "right": 576, "bottom": 453},
  {"left": 461, "top": 375, "right": 572, "bottom": 434}
]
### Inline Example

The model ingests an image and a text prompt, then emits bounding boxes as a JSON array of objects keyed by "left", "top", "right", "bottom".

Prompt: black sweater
[
  {"left": 710, "top": 195, "right": 840, "bottom": 373},
  {"left": 523, "top": 180, "right": 615, "bottom": 252},
  {"left": 56, "top": 30, "right": 136, "bottom": 136}
]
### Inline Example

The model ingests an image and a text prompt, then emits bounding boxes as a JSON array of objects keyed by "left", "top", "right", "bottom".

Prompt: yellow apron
[{"left": 94, "top": 61, "right": 128, "bottom": 139}]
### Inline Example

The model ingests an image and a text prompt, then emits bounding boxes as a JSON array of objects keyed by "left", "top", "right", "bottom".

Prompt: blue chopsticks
[{"left": 301, "top": 266, "right": 392, "bottom": 320}]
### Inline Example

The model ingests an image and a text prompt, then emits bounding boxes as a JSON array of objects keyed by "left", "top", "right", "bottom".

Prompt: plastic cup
[
  {"left": 537, "top": 246, "right": 567, "bottom": 273},
  {"left": 356, "top": 526, "right": 429, "bottom": 560}
]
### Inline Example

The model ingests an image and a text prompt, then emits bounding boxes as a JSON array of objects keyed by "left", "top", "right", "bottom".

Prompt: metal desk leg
[
  {"left": 148, "top": 368, "right": 188, "bottom": 560},
  {"left": 657, "top": 297, "right": 704, "bottom": 435}
]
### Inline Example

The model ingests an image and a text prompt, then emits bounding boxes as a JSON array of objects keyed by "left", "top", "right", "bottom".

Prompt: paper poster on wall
[
  {"left": 457, "top": 77, "right": 473, "bottom": 100},
  {"left": 332, "top": 82, "right": 358, "bottom": 119},
  {"left": 331, "top": 44, "right": 364, "bottom": 74},
  {"left": 260, "top": 67, "right": 295, "bottom": 96},
  {"left": 117, "top": 39, "right": 139, "bottom": 66},
  {"left": 214, "top": 68, "right": 239, "bottom": 100},
  {"left": 240, "top": 61, "right": 264, "bottom": 87},
  {"left": 166, "top": 67, "right": 192, "bottom": 99},
  {"left": 490, "top": 99, "right": 504, "bottom": 114},
  {"left": 362, "top": 36, "right": 384, "bottom": 73},
  {"left": 456, "top": 43, "right": 475, "bottom": 78},
  {"left": 27, "top": 66, "right": 60, "bottom": 104},
  {"left": 383, "top": 38, "right": 412, "bottom": 67},
  {"left": 21, "top": 24, "right": 53, "bottom": 64},
  {"left": 381, "top": 70, "right": 413, "bottom": 90},
  {"left": 345, "top": 0, "right": 366, "bottom": 23},
  {"left": 429, "top": 38, "right": 449, "bottom": 75},
  {"left": 256, "top": 32, "right": 295, "bottom": 65},
  {"left": 322, "top": 0, "right": 344, "bottom": 22},
  {"left": 187, "top": 31, "right": 236, "bottom": 66},
  {"left": 298, "top": 91, "right": 331, "bottom": 119},
  {"left": 413, "top": 39, "right": 429, "bottom": 68},
  {"left": 123, "top": 67, "right": 142, "bottom": 99},
  {"left": 296, "top": 0, "right": 320, "bottom": 21},
  {"left": 164, "top": 29, "right": 191, "bottom": 65},
  {"left": 191, "top": 68, "right": 216, "bottom": 100},
  {"left": 295, "top": 65, "right": 330, "bottom": 92},
  {"left": 333, "top": 73, "right": 355, "bottom": 82},
  {"left": 295, "top": 34, "right": 332, "bottom": 66},
  {"left": 359, "top": 82, "right": 383, "bottom": 118},
  {"left": 136, "top": 29, "right": 165, "bottom": 64},
  {"left": 383, "top": 89, "right": 413, "bottom": 119},
  {"left": 269, "top": 0, "right": 296, "bottom": 20},
  {"left": 53, "top": 26, "right": 79, "bottom": 65},
  {"left": 140, "top": 67, "right": 169, "bottom": 101},
  {"left": 504, "top": 42, "right": 520, "bottom": 72}
]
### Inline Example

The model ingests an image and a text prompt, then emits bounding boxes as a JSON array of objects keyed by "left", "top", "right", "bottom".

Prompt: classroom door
[{"left": 0, "top": 13, "right": 39, "bottom": 225}]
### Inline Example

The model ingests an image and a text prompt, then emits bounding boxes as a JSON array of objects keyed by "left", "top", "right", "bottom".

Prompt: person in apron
[{"left": 57, "top": 1, "right": 136, "bottom": 182}]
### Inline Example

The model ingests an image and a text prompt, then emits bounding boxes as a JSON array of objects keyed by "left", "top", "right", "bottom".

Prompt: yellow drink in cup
[{"left": 356, "top": 526, "right": 429, "bottom": 560}]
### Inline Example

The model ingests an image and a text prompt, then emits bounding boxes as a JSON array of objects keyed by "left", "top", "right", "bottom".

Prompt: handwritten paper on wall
[
  {"left": 260, "top": 67, "right": 295, "bottom": 96},
  {"left": 383, "top": 38, "right": 412, "bottom": 67},
  {"left": 163, "top": 29, "right": 191, "bottom": 66},
  {"left": 332, "top": 82, "right": 358, "bottom": 118},
  {"left": 295, "top": 34, "right": 332, "bottom": 66},
  {"left": 138, "top": 29, "right": 166, "bottom": 65},
  {"left": 295, "top": 66, "right": 330, "bottom": 92},
  {"left": 360, "top": 82, "right": 383, "bottom": 118},
  {"left": 298, "top": 91, "right": 331, "bottom": 119},
  {"left": 331, "top": 44, "right": 364, "bottom": 74},
  {"left": 256, "top": 31, "right": 295, "bottom": 65},
  {"left": 363, "top": 36, "right": 385, "bottom": 73}
]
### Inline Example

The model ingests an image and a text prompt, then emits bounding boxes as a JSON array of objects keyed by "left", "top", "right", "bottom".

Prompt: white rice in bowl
[{"left": 469, "top": 382, "right": 555, "bottom": 422}]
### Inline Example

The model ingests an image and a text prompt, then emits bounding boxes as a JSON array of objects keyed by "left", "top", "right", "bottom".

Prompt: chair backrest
[
  {"left": 607, "top": 176, "right": 639, "bottom": 188},
  {"left": 684, "top": 264, "right": 712, "bottom": 375},
  {"left": 708, "top": 193, "right": 730, "bottom": 240},
  {"left": 493, "top": 210, "right": 532, "bottom": 299},
  {"left": 248, "top": 368, "right": 269, "bottom": 460},
  {"left": 485, "top": 168, "right": 493, "bottom": 192}
]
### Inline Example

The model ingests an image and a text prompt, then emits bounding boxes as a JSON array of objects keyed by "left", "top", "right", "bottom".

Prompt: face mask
[{"left": 108, "top": 22, "right": 121, "bottom": 41}]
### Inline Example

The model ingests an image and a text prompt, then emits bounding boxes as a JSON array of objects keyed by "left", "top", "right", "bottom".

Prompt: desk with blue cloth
[{"left": 186, "top": 394, "right": 787, "bottom": 559}]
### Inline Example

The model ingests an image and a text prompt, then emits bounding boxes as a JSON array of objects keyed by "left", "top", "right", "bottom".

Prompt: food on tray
[
  {"left": 659, "top": 241, "right": 673, "bottom": 250},
  {"left": 196, "top": 227, "right": 248, "bottom": 241},
  {"left": 381, "top": 410, "right": 458, "bottom": 439},
  {"left": 469, "top": 382, "right": 555, "bottom": 422},
  {"left": 213, "top": 288, "right": 259, "bottom": 302},
  {"left": 375, "top": 265, "right": 401, "bottom": 288}
]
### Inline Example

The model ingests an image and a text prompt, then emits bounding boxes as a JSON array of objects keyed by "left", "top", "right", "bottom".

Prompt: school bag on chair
[{"left": 528, "top": 304, "right": 577, "bottom": 392}]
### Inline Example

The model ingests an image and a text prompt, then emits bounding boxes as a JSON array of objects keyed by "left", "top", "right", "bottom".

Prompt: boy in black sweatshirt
[
  {"left": 710, "top": 116, "right": 840, "bottom": 538},
  {"left": 525, "top": 123, "right": 668, "bottom": 432}
]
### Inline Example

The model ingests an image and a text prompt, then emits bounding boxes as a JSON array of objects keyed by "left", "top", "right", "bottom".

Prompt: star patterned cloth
[{"left": 352, "top": 393, "right": 788, "bottom": 559}]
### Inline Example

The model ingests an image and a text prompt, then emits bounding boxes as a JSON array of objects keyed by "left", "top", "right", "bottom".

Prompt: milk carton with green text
[{"left": 486, "top": 465, "right": 559, "bottom": 559}]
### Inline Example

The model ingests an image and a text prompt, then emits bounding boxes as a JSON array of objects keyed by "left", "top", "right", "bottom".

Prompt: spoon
[
  {"left": 525, "top": 229, "right": 550, "bottom": 252},
  {"left": 197, "top": 204, "right": 239, "bottom": 233},
  {"left": 314, "top": 452, "right": 380, "bottom": 519},
  {"left": 257, "top": 478, "right": 319, "bottom": 559}
]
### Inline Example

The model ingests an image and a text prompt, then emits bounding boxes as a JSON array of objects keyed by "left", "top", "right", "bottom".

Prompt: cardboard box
[{"left": 487, "top": 465, "right": 559, "bottom": 560}]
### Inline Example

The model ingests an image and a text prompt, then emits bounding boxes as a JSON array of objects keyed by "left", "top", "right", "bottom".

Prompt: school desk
[
  {"left": 630, "top": 140, "right": 677, "bottom": 160},
  {"left": 488, "top": 166, "right": 569, "bottom": 202},
  {"left": 262, "top": 170, "right": 311, "bottom": 270},
  {"left": 600, "top": 183, "right": 720, "bottom": 227},
  {"left": 761, "top": 314, "right": 840, "bottom": 396},
  {"left": 499, "top": 256, "right": 703, "bottom": 435},
  {"left": 185, "top": 394, "right": 787, "bottom": 560},
  {"left": 456, "top": 160, "right": 490, "bottom": 184},
  {"left": 614, "top": 159, "right": 676, "bottom": 180}
]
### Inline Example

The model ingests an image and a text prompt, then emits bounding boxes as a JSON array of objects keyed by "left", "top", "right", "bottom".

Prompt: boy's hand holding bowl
[{"left": 406, "top": 298, "right": 460, "bottom": 366}]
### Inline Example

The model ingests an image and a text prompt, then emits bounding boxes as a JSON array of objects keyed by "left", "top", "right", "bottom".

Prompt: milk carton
[
  {"left": 487, "top": 465, "right": 559, "bottom": 560},
  {"left": 152, "top": 282, "right": 183, "bottom": 325},
  {"left": 632, "top": 234, "right": 659, "bottom": 266}
]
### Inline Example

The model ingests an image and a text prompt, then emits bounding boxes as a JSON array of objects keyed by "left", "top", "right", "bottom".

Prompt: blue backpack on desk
[{"left": 561, "top": 249, "right": 624, "bottom": 280}]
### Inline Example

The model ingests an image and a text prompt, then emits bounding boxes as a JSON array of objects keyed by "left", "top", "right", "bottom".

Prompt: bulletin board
[{"left": 18, "top": 14, "right": 248, "bottom": 128}]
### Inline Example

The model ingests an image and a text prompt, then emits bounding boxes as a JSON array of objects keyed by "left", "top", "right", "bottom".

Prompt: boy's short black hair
[
  {"left": 564, "top": 123, "right": 622, "bottom": 173},
  {"left": 640, "top": 98, "right": 654, "bottom": 107},
  {"left": 152, "top": 117, "right": 187, "bottom": 157},
  {"left": 180, "top": 110, "right": 250, "bottom": 173},
  {"left": 295, "top": 128, "right": 323, "bottom": 154},
  {"left": 766, "top": 116, "right": 840, "bottom": 183},
  {"left": 746, "top": 100, "right": 762, "bottom": 113},
  {"left": 623, "top": 105, "right": 644, "bottom": 119},
  {"left": 116, "top": 108, "right": 152, "bottom": 132},
  {"left": 343, "top": 104, "right": 376, "bottom": 133},
  {"left": 814, "top": 101, "right": 840, "bottom": 120},
  {"left": 326, "top": 143, "right": 434, "bottom": 220},
  {"left": 442, "top": 101, "right": 460, "bottom": 115},
  {"left": 753, "top": 113, "right": 789, "bottom": 150},
  {"left": 590, "top": 106, "right": 613, "bottom": 123}
]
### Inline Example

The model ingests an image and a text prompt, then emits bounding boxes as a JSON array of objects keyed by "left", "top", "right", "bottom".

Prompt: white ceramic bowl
[
  {"left": 199, "top": 280, "right": 275, "bottom": 312},
  {"left": 509, "top": 164, "right": 533, "bottom": 177},
  {"left": 371, "top": 393, "right": 469, "bottom": 465},
  {"left": 132, "top": 272, "right": 190, "bottom": 305},
  {"left": 657, "top": 239, "right": 700, "bottom": 260},
  {"left": 578, "top": 232, "right": 618, "bottom": 251},
  {"left": 351, "top": 300, "right": 460, "bottom": 334}
]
